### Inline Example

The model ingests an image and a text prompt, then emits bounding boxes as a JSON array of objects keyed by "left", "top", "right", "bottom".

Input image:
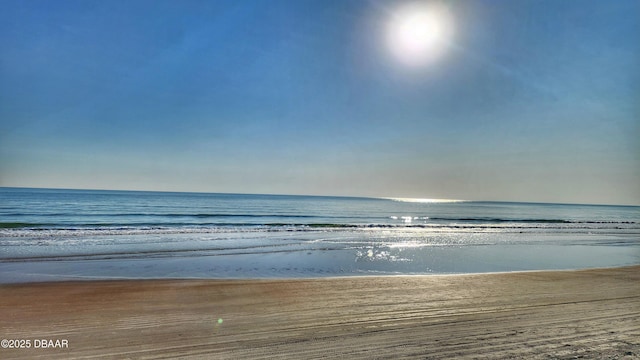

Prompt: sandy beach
[{"left": 1, "top": 266, "right": 639, "bottom": 359}]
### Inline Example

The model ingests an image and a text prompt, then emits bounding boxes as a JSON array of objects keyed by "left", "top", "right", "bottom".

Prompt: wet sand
[{"left": 1, "top": 266, "right": 639, "bottom": 359}]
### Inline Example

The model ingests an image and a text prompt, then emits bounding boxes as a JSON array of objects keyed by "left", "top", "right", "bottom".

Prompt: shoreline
[
  {"left": 1, "top": 266, "right": 639, "bottom": 359},
  {"left": 3, "top": 263, "right": 639, "bottom": 285}
]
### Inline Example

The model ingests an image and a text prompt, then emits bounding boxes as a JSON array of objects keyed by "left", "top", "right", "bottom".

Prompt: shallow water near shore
[{"left": 1, "top": 187, "right": 639, "bottom": 283}]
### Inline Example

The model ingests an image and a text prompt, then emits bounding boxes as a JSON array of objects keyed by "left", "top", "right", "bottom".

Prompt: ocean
[{"left": 1, "top": 187, "right": 639, "bottom": 283}]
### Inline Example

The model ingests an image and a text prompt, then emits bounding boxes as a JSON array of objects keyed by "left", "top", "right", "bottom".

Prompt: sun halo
[{"left": 386, "top": 3, "right": 452, "bottom": 67}]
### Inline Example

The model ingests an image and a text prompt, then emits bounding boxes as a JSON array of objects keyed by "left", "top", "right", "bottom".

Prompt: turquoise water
[{"left": 1, "top": 187, "right": 639, "bottom": 282}]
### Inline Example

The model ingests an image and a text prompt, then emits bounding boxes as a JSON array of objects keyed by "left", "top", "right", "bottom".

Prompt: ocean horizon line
[{"left": 1, "top": 186, "right": 639, "bottom": 208}]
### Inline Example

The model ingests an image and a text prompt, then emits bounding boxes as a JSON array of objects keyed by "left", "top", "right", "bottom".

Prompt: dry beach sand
[{"left": 1, "top": 266, "right": 639, "bottom": 359}]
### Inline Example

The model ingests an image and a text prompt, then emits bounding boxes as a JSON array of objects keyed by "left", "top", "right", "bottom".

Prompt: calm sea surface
[{"left": 1, "top": 187, "right": 639, "bottom": 283}]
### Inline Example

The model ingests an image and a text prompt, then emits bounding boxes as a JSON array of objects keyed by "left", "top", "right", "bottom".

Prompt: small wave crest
[{"left": 1, "top": 221, "right": 638, "bottom": 239}]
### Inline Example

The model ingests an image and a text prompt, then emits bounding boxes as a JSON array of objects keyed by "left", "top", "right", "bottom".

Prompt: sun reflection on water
[{"left": 385, "top": 197, "right": 466, "bottom": 203}]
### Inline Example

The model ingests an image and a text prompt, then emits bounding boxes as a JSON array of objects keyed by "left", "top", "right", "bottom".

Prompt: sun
[{"left": 386, "top": 2, "right": 452, "bottom": 67}]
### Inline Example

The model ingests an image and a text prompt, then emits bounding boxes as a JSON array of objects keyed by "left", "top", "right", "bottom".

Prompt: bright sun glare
[{"left": 387, "top": 2, "right": 452, "bottom": 67}]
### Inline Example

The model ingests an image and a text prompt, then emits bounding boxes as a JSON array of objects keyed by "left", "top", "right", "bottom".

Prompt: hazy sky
[{"left": 1, "top": 0, "right": 639, "bottom": 205}]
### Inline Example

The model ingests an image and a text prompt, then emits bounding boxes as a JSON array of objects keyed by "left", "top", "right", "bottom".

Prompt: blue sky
[{"left": 1, "top": 0, "right": 639, "bottom": 205}]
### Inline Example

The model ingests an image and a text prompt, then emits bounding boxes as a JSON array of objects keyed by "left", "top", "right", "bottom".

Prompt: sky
[{"left": 1, "top": 0, "right": 639, "bottom": 205}]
